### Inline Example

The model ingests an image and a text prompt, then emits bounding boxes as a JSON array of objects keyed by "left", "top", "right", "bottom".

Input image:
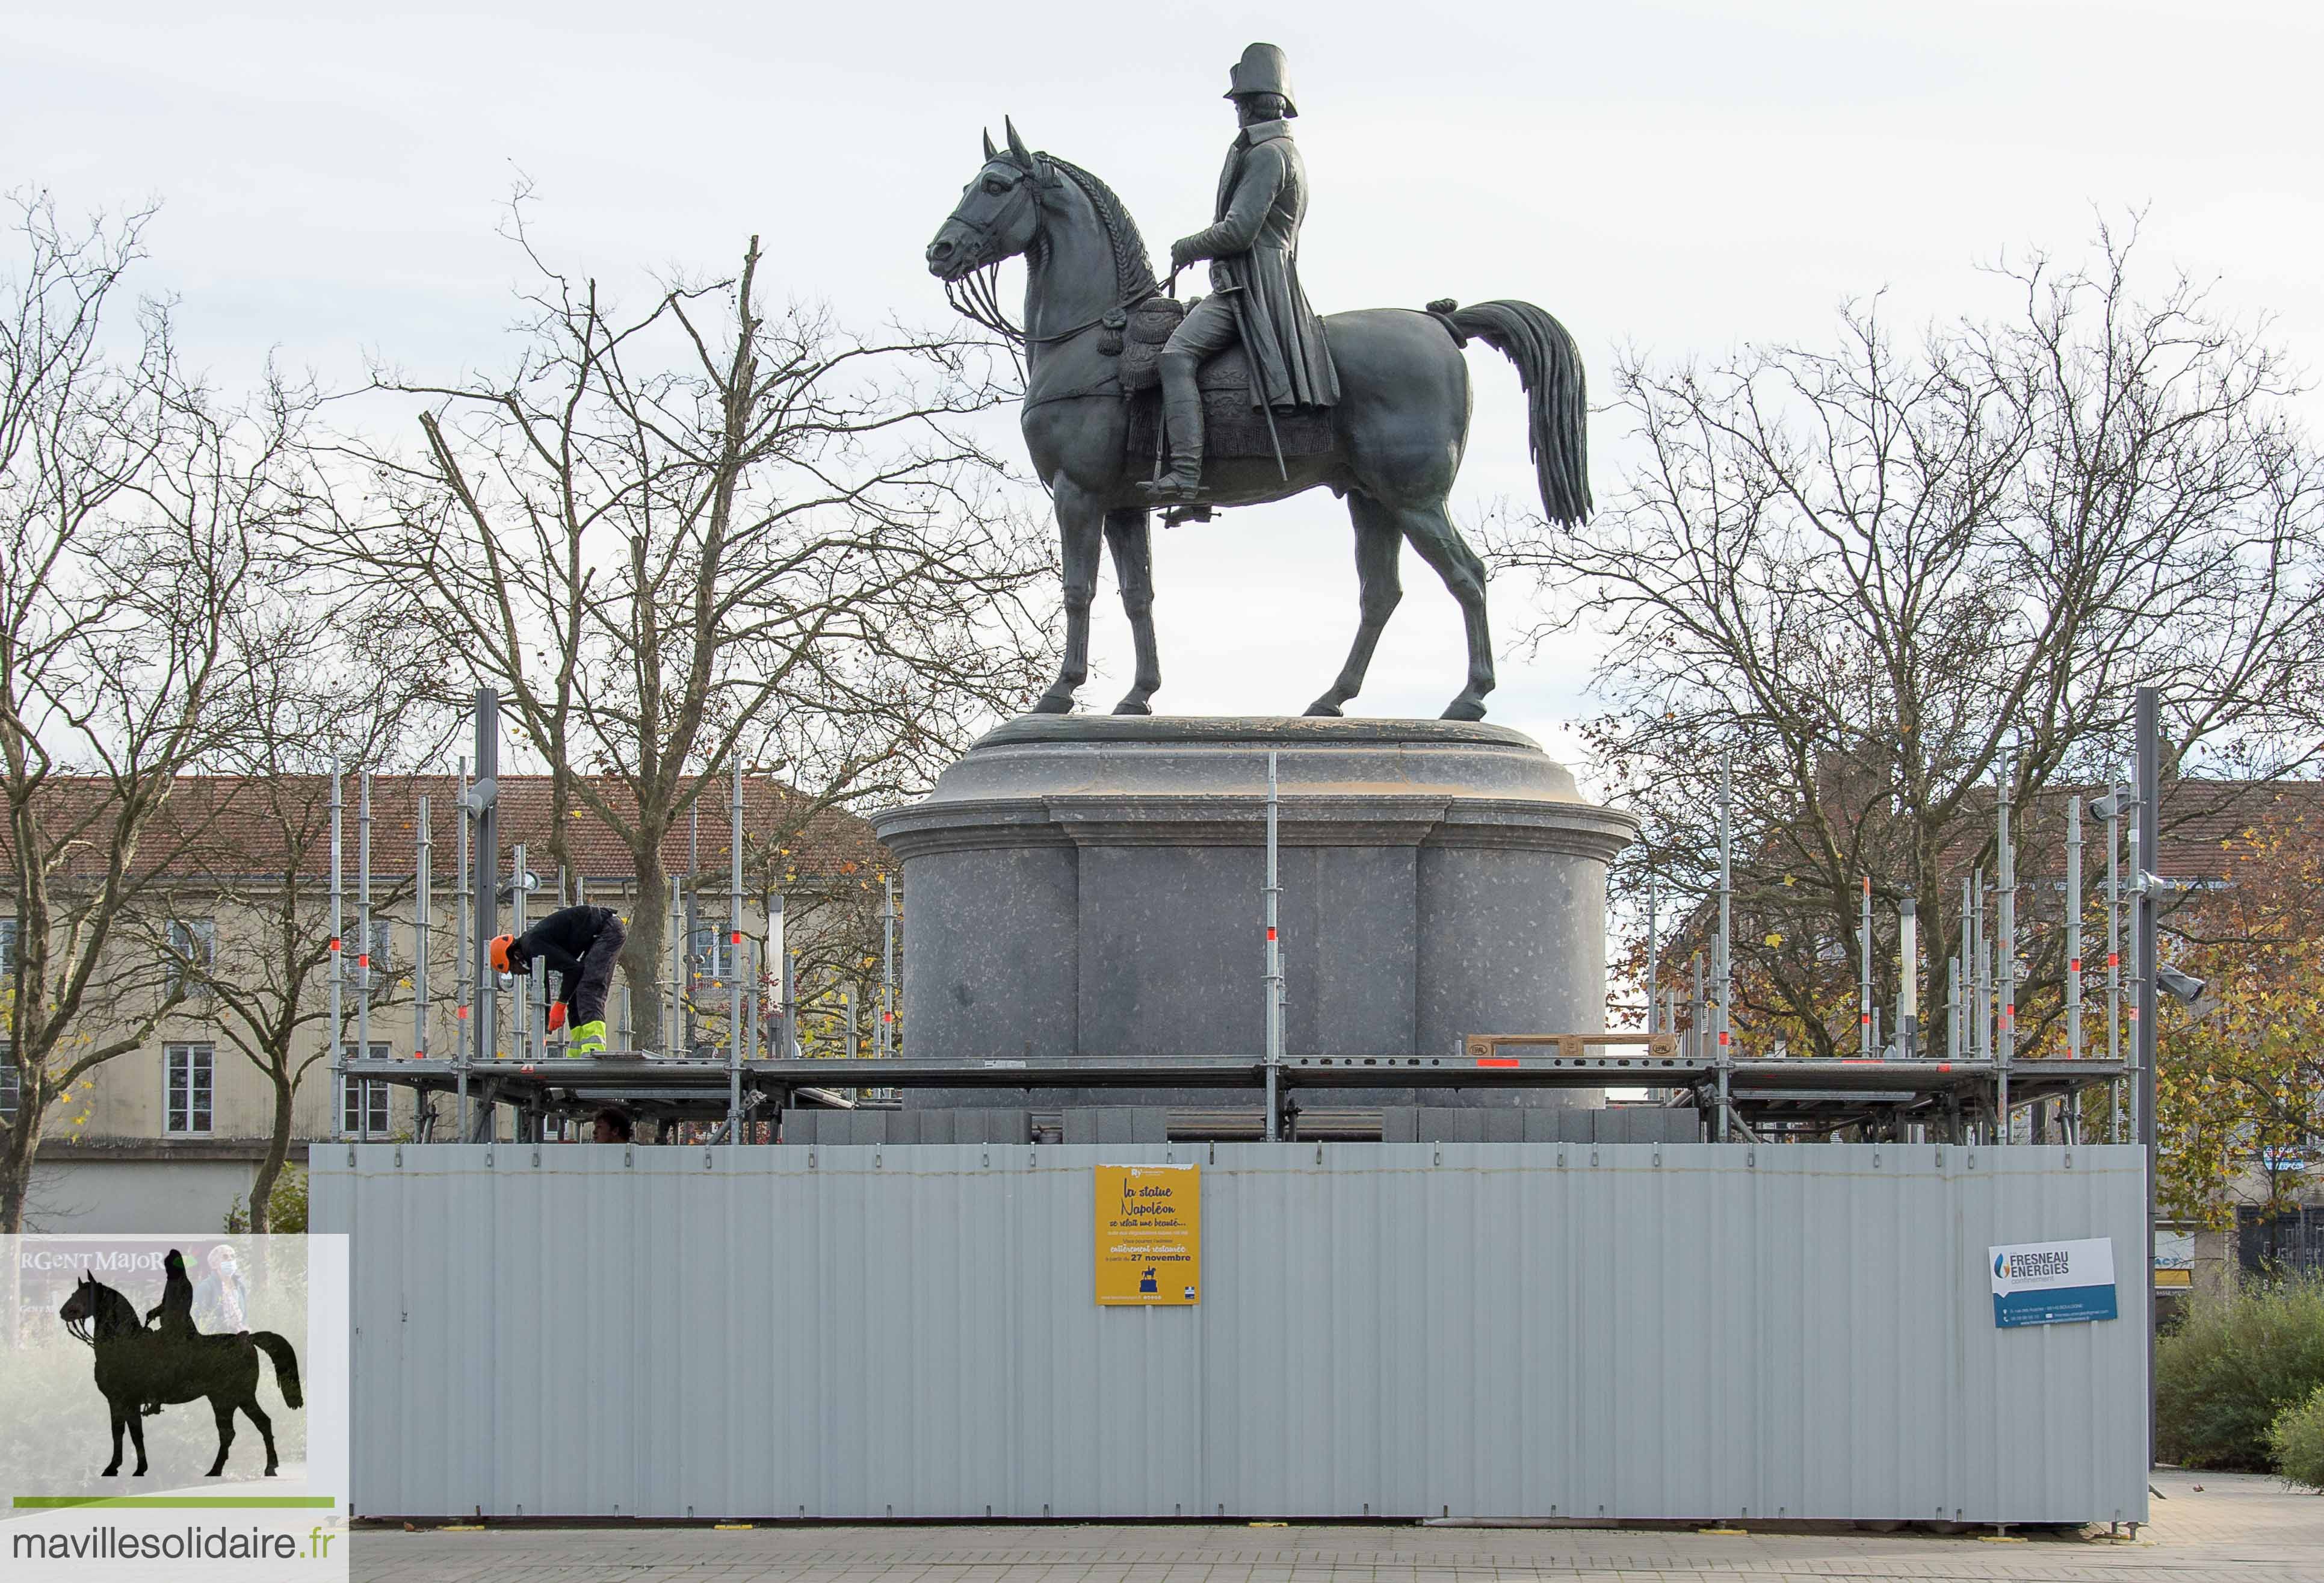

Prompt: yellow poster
[{"left": 1093, "top": 1163, "right": 1201, "bottom": 1306}]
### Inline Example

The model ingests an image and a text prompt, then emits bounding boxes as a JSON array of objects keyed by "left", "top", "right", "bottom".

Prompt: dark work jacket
[
  {"left": 512, "top": 905, "right": 619, "bottom": 1011},
  {"left": 1176, "top": 119, "right": 1339, "bottom": 410}
]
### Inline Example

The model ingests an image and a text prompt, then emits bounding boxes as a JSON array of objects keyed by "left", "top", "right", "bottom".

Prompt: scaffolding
[
  {"left": 323, "top": 689, "right": 898, "bottom": 1143},
  {"left": 326, "top": 689, "right": 2143, "bottom": 1149}
]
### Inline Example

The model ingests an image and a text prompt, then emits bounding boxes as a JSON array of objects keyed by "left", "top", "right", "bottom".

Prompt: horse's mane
[
  {"left": 82, "top": 1278, "right": 139, "bottom": 1336},
  {"left": 1042, "top": 154, "right": 1158, "bottom": 305}
]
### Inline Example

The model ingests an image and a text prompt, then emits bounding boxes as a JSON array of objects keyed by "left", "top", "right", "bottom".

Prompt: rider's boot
[{"left": 1139, "top": 357, "right": 1205, "bottom": 503}]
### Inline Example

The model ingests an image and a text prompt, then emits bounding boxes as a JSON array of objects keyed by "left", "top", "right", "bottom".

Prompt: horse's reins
[{"left": 944, "top": 157, "right": 1156, "bottom": 353}]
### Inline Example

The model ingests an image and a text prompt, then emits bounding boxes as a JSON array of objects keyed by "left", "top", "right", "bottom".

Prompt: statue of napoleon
[
  {"left": 1142, "top": 43, "right": 1337, "bottom": 503},
  {"left": 926, "top": 43, "right": 1591, "bottom": 722}
]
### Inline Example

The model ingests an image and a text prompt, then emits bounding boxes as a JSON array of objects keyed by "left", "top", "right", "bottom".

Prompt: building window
[
  {"left": 167, "top": 918, "right": 217, "bottom": 999},
  {"left": 1, "top": 1048, "right": 18, "bottom": 1124},
  {"left": 0, "top": 917, "right": 18, "bottom": 975},
  {"left": 164, "top": 1042, "right": 214, "bottom": 1135},
  {"left": 689, "top": 922, "right": 738, "bottom": 984},
  {"left": 354, "top": 919, "right": 394, "bottom": 996},
  {"left": 340, "top": 1041, "right": 389, "bottom": 1136},
  {"left": 339, "top": 1042, "right": 391, "bottom": 1135}
]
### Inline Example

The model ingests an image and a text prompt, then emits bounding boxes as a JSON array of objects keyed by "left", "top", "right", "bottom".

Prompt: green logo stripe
[{"left": 13, "top": 1496, "right": 337, "bottom": 1509}]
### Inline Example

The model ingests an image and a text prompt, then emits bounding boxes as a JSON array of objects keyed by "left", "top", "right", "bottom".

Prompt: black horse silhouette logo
[{"left": 57, "top": 1255, "right": 303, "bottom": 1478}]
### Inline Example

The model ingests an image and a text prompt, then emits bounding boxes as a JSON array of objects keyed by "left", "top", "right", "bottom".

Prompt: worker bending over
[{"left": 490, "top": 905, "right": 626, "bottom": 1057}]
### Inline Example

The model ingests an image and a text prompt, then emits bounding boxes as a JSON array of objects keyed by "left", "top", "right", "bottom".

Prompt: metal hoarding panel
[{"left": 313, "top": 1141, "right": 2146, "bottom": 1525}]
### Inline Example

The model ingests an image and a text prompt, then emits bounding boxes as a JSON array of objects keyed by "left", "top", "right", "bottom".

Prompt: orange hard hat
[{"left": 489, "top": 934, "right": 516, "bottom": 973}]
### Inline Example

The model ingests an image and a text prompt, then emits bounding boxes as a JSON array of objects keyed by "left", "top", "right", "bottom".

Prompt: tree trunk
[
  {"left": 623, "top": 844, "right": 670, "bottom": 1052},
  {"left": 0, "top": 1085, "right": 45, "bottom": 1236},
  {"left": 247, "top": 1069, "right": 295, "bottom": 1236}
]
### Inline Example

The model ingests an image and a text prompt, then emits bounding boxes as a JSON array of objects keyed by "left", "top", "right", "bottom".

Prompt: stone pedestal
[{"left": 870, "top": 717, "right": 1637, "bottom": 1103}]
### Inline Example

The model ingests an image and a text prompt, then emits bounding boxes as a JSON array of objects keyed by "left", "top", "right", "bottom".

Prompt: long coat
[{"left": 1177, "top": 120, "right": 1340, "bottom": 410}]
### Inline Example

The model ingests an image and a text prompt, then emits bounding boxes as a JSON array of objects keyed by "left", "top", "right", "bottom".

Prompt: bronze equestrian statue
[{"left": 926, "top": 42, "right": 1590, "bottom": 722}]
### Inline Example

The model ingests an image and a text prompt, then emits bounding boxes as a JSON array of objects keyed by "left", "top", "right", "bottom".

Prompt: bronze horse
[{"left": 926, "top": 120, "right": 1589, "bottom": 721}]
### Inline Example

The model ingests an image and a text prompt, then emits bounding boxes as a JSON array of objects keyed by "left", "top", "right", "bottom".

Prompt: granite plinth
[{"left": 868, "top": 716, "right": 1638, "bottom": 1107}]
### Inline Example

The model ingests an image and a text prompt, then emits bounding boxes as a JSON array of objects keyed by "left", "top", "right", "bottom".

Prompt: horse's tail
[
  {"left": 249, "top": 1332, "right": 303, "bottom": 1409},
  {"left": 1444, "top": 299, "right": 1592, "bottom": 529}
]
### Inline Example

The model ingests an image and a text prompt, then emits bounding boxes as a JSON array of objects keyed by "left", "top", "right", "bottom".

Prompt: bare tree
[
  {"left": 0, "top": 194, "right": 312, "bottom": 1230},
  {"left": 1489, "top": 226, "right": 2324, "bottom": 1056},
  {"left": 167, "top": 613, "right": 440, "bottom": 1230},
  {"left": 336, "top": 208, "right": 1051, "bottom": 1045}
]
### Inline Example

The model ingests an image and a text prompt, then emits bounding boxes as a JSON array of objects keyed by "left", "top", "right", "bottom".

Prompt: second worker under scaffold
[{"left": 1140, "top": 42, "right": 1341, "bottom": 504}]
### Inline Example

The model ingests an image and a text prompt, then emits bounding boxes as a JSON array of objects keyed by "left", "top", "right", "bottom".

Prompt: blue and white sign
[{"left": 1991, "top": 1237, "right": 2119, "bottom": 1328}]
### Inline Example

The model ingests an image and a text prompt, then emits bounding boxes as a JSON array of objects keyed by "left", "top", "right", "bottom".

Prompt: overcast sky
[{"left": 8, "top": 1, "right": 2320, "bottom": 778}]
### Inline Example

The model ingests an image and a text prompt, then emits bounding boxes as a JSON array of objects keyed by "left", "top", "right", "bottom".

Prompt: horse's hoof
[
  {"left": 1111, "top": 696, "right": 1152, "bottom": 716},
  {"left": 1304, "top": 698, "right": 1344, "bottom": 717},
  {"left": 1029, "top": 692, "right": 1074, "bottom": 716},
  {"left": 1440, "top": 697, "right": 1488, "bottom": 722}
]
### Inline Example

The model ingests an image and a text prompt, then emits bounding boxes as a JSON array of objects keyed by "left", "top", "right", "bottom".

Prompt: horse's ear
[
  {"left": 1004, "top": 117, "right": 1034, "bottom": 170},
  {"left": 982, "top": 128, "right": 998, "bottom": 162}
]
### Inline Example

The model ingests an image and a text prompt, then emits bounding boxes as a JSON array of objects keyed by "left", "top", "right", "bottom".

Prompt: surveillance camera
[
  {"left": 2157, "top": 963, "right": 2208, "bottom": 1005},
  {"left": 2086, "top": 789, "right": 2130, "bottom": 820}
]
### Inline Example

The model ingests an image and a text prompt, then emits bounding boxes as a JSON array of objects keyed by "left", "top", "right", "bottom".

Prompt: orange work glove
[{"left": 547, "top": 1003, "right": 569, "bottom": 1032}]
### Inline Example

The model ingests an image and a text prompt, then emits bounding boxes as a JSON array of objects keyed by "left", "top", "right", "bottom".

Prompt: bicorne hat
[{"left": 1224, "top": 42, "right": 1297, "bottom": 117}]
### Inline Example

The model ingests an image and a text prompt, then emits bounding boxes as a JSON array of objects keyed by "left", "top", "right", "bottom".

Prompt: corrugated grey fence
[{"left": 313, "top": 1142, "right": 2148, "bottom": 1525}]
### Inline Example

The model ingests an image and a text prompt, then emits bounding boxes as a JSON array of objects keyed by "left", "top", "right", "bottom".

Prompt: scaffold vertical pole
[
  {"left": 1858, "top": 874, "right": 1873, "bottom": 1058},
  {"left": 1644, "top": 878, "right": 1659, "bottom": 1035},
  {"left": 768, "top": 792, "right": 790, "bottom": 1059},
  {"left": 2106, "top": 770, "right": 2123, "bottom": 1141},
  {"left": 667, "top": 874, "right": 682, "bottom": 1060},
  {"left": 1947, "top": 952, "right": 1961, "bottom": 1060},
  {"left": 328, "top": 758, "right": 344, "bottom": 1141},
  {"left": 2134, "top": 686, "right": 2160, "bottom": 1471},
  {"left": 455, "top": 755, "right": 471, "bottom": 1130},
  {"left": 1715, "top": 755, "right": 1732, "bottom": 1141},
  {"left": 1897, "top": 895, "right": 1917, "bottom": 1058},
  {"left": 471, "top": 689, "right": 500, "bottom": 1140},
  {"left": 780, "top": 941, "right": 796, "bottom": 1060},
  {"left": 1690, "top": 952, "right": 1704, "bottom": 1067},
  {"left": 729, "top": 758, "right": 744, "bottom": 1135},
  {"left": 1264, "top": 749, "right": 1284, "bottom": 1141},
  {"left": 356, "top": 769, "right": 373, "bottom": 1141},
  {"left": 1970, "top": 872, "right": 1985, "bottom": 1062},
  {"left": 415, "top": 793, "right": 431, "bottom": 1061},
  {"left": 1997, "top": 754, "right": 2015, "bottom": 1141},
  {"left": 2067, "top": 795, "right": 2084, "bottom": 1074},
  {"left": 512, "top": 840, "right": 538, "bottom": 1102},
  {"left": 880, "top": 873, "right": 896, "bottom": 1058},
  {"left": 511, "top": 841, "right": 529, "bottom": 1064}
]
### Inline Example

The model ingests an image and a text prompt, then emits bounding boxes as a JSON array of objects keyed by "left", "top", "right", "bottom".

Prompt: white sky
[{"left": 8, "top": 1, "right": 2321, "bottom": 782}]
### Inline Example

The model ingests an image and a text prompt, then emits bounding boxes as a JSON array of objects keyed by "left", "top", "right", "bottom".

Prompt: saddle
[{"left": 1105, "top": 294, "right": 1334, "bottom": 467}]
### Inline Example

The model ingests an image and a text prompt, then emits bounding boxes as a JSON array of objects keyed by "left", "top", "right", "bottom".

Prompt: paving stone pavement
[{"left": 347, "top": 1470, "right": 2320, "bottom": 1583}]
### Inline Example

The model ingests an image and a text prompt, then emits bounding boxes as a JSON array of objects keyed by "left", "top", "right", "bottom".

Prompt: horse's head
[
  {"left": 58, "top": 1272, "right": 119, "bottom": 1344},
  {"left": 926, "top": 119, "right": 1046, "bottom": 281}
]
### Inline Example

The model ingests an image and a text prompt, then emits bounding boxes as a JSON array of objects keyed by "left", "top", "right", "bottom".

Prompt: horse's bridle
[{"left": 945, "top": 158, "right": 1152, "bottom": 352}]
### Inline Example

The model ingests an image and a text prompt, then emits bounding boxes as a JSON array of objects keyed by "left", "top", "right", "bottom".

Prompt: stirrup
[{"left": 1138, "top": 466, "right": 1203, "bottom": 503}]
